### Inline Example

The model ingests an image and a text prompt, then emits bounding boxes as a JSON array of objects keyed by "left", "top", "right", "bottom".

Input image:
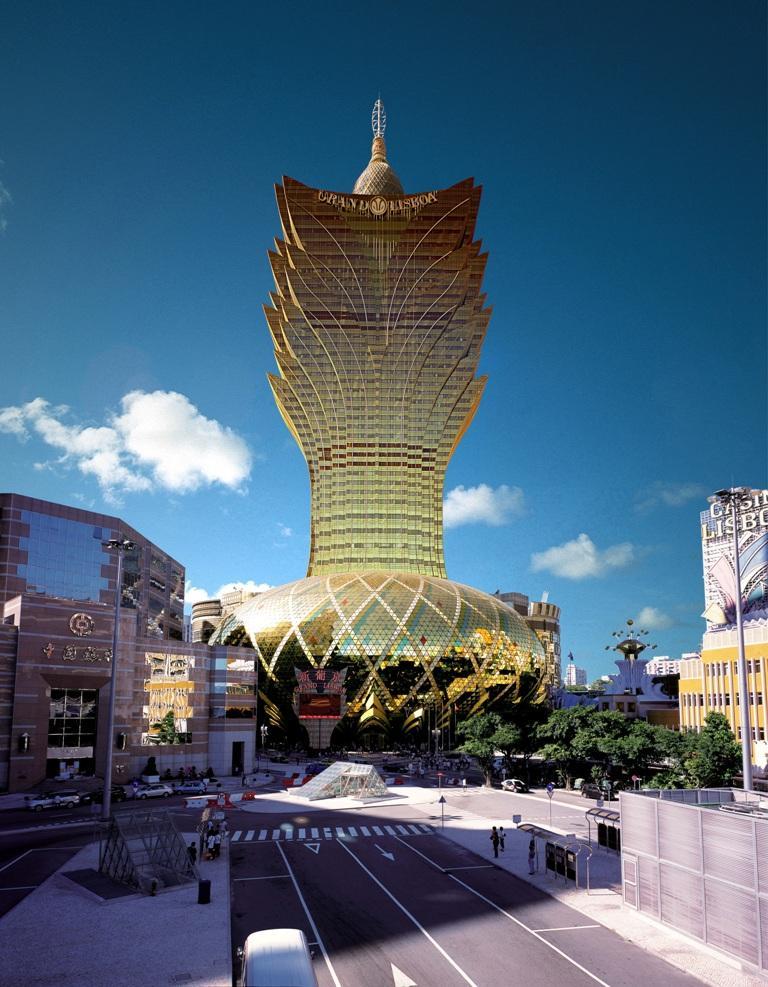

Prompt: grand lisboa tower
[{"left": 211, "top": 101, "right": 549, "bottom": 745}]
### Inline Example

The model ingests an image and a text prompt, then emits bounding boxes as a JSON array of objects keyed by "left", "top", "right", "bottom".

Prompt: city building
[
  {"left": 0, "top": 494, "right": 256, "bottom": 792},
  {"left": 494, "top": 591, "right": 562, "bottom": 687},
  {"left": 679, "top": 488, "right": 768, "bottom": 768},
  {"left": 644, "top": 655, "right": 681, "bottom": 676},
  {"left": 564, "top": 660, "right": 587, "bottom": 687},
  {"left": 555, "top": 623, "right": 679, "bottom": 726},
  {"left": 209, "top": 101, "right": 549, "bottom": 745}
]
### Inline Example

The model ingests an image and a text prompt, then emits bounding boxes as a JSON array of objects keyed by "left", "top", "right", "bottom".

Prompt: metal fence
[{"left": 621, "top": 789, "right": 768, "bottom": 971}]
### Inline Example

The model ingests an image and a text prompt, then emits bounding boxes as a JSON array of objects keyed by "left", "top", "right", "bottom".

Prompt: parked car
[
  {"left": 88, "top": 785, "right": 128, "bottom": 804},
  {"left": 501, "top": 778, "right": 530, "bottom": 793},
  {"left": 135, "top": 783, "right": 174, "bottom": 799},
  {"left": 174, "top": 780, "right": 208, "bottom": 794},
  {"left": 581, "top": 782, "right": 616, "bottom": 800},
  {"left": 25, "top": 790, "right": 80, "bottom": 812}
]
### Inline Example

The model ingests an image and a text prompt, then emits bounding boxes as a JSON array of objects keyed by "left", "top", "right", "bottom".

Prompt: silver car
[
  {"left": 25, "top": 791, "right": 80, "bottom": 812},
  {"left": 135, "top": 783, "right": 174, "bottom": 799}
]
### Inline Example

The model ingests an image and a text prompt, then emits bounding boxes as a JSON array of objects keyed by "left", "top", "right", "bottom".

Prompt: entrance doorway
[{"left": 231, "top": 741, "right": 244, "bottom": 776}]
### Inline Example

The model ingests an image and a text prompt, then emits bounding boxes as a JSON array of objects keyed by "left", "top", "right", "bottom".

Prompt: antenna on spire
[{"left": 372, "top": 98, "right": 386, "bottom": 139}]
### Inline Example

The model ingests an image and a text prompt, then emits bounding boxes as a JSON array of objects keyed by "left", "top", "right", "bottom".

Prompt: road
[{"left": 229, "top": 799, "right": 694, "bottom": 987}]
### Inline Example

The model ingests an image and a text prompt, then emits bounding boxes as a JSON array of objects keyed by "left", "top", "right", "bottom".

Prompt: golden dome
[{"left": 353, "top": 99, "right": 405, "bottom": 196}]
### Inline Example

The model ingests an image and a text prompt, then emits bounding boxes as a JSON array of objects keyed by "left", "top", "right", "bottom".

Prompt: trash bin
[{"left": 198, "top": 879, "right": 211, "bottom": 905}]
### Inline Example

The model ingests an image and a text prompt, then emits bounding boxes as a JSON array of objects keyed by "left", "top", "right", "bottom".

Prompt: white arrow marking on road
[
  {"left": 305, "top": 842, "right": 321, "bottom": 854},
  {"left": 391, "top": 963, "right": 417, "bottom": 987},
  {"left": 375, "top": 843, "right": 395, "bottom": 861}
]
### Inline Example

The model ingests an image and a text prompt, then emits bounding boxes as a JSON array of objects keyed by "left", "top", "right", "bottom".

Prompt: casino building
[
  {"left": 209, "top": 101, "right": 549, "bottom": 744},
  {"left": 0, "top": 493, "right": 256, "bottom": 792},
  {"left": 679, "top": 488, "right": 768, "bottom": 768}
]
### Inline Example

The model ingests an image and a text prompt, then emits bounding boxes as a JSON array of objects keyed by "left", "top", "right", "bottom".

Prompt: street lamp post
[
  {"left": 101, "top": 538, "right": 135, "bottom": 821},
  {"left": 260, "top": 723, "right": 268, "bottom": 769},
  {"left": 711, "top": 487, "right": 753, "bottom": 792}
]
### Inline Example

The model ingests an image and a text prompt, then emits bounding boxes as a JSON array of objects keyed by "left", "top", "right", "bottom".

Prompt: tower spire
[
  {"left": 353, "top": 96, "right": 403, "bottom": 195},
  {"left": 372, "top": 97, "right": 386, "bottom": 139}
]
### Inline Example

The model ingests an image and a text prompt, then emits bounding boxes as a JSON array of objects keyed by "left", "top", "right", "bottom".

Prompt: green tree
[
  {"left": 536, "top": 705, "right": 597, "bottom": 788},
  {"left": 456, "top": 713, "right": 502, "bottom": 785},
  {"left": 684, "top": 712, "right": 742, "bottom": 788},
  {"left": 152, "top": 710, "right": 180, "bottom": 745}
]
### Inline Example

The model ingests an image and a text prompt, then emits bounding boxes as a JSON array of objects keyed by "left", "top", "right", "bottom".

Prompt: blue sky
[{"left": 1, "top": 1, "right": 765, "bottom": 680}]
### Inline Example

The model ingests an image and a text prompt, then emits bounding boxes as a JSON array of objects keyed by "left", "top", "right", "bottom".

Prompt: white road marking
[
  {"left": 311, "top": 828, "right": 319, "bottom": 838},
  {"left": 305, "top": 843, "right": 321, "bottom": 855},
  {"left": 391, "top": 963, "right": 417, "bottom": 986},
  {"left": 360, "top": 826, "right": 371, "bottom": 836},
  {"left": 245, "top": 830, "right": 254, "bottom": 842},
  {"left": 272, "top": 829, "right": 281, "bottom": 840},
  {"left": 407, "top": 825, "right": 421, "bottom": 834},
  {"left": 231, "top": 831, "right": 242, "bottom": 842},
  {"left": 298, "top": 828, "right": 306, "bottom": 840},
  {"left": 324, "top": 828, "right": 333, "bottom": 839},
  {"left": 396, "top": 825, "right": 409, "bottom": 834},
  {"left": 0, "top": 850, "right": 33, "bottom": 873},
  {"left": 276, "top": 843, "right": 342, "bottom": 987},
  {"left": 384, "top": 825, "right": 397, "bottom": 835},
  {"left": 373, "top": 825, "right": 384, "bottom": 835},
  {"left": 233, "top": 875, "right": 290, "bottom": 881},
  {"left": 374, "top": 844, "right": 395, "bottom": 861},
  {"left": 285, "top": 827, "right": 294, "bottom": 840},
  {"left": 0, "top": 885, "right": 37, "bottom": 891},
  {"left": 258, "top": 829, "right": 267, "bottom": 841},
  {"left": 348, "top": 826, "right": 358, "bottom": 837},
  {"left": 335, "top": 827, "right": 345, "bottom": 838},
  {"left": 337, "top": 840, "right": 478, "bottom": 986},
  {"left": 443, "top": 865, "right": 494, "bottom": 872},
  {"left": 393, "top": 838, "right": 611, "bottom": 987},
  {"left": 532, "top": 925, "right": 601, "bottom": 933}
]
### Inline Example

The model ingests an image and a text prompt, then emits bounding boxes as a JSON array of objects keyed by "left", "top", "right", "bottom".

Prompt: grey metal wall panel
[
  {"left": 622, "top": 792, "right": 659, "bottom": 856},
  {"left": 756, "top": 820, "right": 768, "bottom": 896},
  {"left": 705, "top": 878, "right": 759, "bottom": 967},
  {"left": 638, "top": 855, "right": 660, "bottom": 917},
  {"left": 660, "top": 863, "right": 704, "bottom": 940},
  {"left": 658, "top": 801, "right": 701, "bottom": 870},
  {"left": 703, "top": 811, "right": 755, "bottom": 890}
]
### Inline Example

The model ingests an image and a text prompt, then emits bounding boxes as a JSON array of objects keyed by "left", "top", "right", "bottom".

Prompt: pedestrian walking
[
  {"left": 213, "top": 831, "right": 222, "bottom": 858},
  {"left": 528, "top": 838, "right": 536, "bottom": 874},
  {"left": 206, "top": 833, "right": 216, "bottom": 860},
  {"left": 490, "top": 825, "right": 500, "bottom": 858},
  {"left": 187, "top": 842, "right": 197, "bottom": 865},
  {"left": 498, "top": 826, "right": 505, "bottom": 852}
]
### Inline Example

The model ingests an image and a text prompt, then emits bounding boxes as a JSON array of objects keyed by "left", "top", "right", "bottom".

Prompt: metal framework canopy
[{"left": 297, "top": 762, "right": 389, "bottom": 801}]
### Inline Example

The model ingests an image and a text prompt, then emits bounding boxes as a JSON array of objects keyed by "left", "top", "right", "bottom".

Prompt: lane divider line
[
  {"left": 392, "top": 837, "right": 611, "bottom": 987},
  {"left": 336, "top": 839, "right": 478, "bottom": 987},
  {"left": 532, "top": 925, "right": 602, "bottom": 932},
  {"left": 233, "top": 875, "right": 291, "bottom": 882},
  {"left": 275, "top": 842, "right": 343, "bottom": 987}
]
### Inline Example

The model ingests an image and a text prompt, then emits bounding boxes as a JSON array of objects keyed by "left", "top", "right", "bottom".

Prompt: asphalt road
[{"left": 229, "top": 802, "right": 694, "bottom": 987}]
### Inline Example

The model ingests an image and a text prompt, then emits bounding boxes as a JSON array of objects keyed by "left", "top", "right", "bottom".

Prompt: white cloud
[
  {"left": 184, "top": 579, "right": 273, "bottom": 610},
  {"left": 531, "top": 533, "right": 635, "bottom": 580},
  {"left": 636, "top": 481, "right": 707, "bottom": 513},
  {"left": 443, "top": 483, "right": 525, "bottom": 528},
  {"left": 0, "top": 391, "right": 251, "bottom": 503},
  {"left": 277, "top": 523, "right": 293, "bottom": 538},
  {"left": 634, "top": 606, "right": 674, "bottom": 630}
]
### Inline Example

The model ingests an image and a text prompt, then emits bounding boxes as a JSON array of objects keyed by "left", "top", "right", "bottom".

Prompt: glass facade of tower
[
  {"left": 211, "top": 112, "right": 549, "bottom": 739},
  {"left": 267, "top": 177, "right": 488, "bottom": 577}
]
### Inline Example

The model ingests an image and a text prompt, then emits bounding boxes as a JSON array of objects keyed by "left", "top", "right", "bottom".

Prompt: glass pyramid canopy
[{"left": 297, "top": 762, "right": 389, "bottom": 801}]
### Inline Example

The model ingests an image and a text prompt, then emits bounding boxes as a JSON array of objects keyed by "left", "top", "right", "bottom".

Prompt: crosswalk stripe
[{"left": 233, "top": 822, "right": 437, "bottom": 843}]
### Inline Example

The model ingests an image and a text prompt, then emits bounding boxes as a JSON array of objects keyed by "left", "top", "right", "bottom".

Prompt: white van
[{"left": 237, "top": 928, "right": 318, "bottom": 987}]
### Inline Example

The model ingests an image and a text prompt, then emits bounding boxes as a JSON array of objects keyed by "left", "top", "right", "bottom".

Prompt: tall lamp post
[
  {"left": 710, "top": 488, "right": 753, "bottom": 791},
  {"left": 260, "top": 723, "right": 268, "bottom": 768},
  {"left": 101, "top": 538, "right": 135, "bottom": 821}
]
